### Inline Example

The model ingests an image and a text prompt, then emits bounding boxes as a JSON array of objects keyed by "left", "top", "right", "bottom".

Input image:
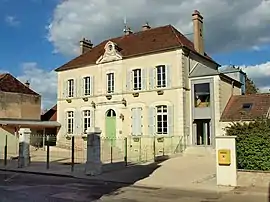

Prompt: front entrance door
[
  {"left": 194, "top": 119, "right": 211, "bottom": 146},
  {"left": 105, "top": 109, "right": 116, "bottom": 145}
]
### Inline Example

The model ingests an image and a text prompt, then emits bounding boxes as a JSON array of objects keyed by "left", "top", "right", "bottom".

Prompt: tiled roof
[
  {"left": 41, "top": 104, "right": 57, "bottom": 121},
  {"left": 220, "top": 93, "right": 270, "bottom": 122},
  {"left": 0, "top": 73, "right": 39, "bottom": 96},
  {"left": 55, "top": 25, "right": 217, "bottom": 72}
]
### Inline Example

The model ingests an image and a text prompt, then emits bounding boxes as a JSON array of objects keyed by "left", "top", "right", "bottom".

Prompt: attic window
[{"left": 242, "top": 103, "right": 253, "bottom": 110}]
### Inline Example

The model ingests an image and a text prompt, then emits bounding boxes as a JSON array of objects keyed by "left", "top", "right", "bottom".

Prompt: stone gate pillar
[
  {"left": 18, "top": 128, "right": 31, "bottom": 168},
  {"left": 85, "top": 127, "right": 102, "bottom": 176}
]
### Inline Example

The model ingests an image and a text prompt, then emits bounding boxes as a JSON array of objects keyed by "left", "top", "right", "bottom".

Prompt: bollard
[
  {"left": 110, "top": 139, "right": 113, "bottom": 164},
  {"left": 124, "top": 137, "right": 128, "bottom": 166},
  {"left": 46, "top": 135, "right": 50, "bottom": 169},
  {"left": 4, "top": 135, "right": 7, "bottom": 167},
  {"left": 71, "top": 136, "right": 75, "bottom": 172}
]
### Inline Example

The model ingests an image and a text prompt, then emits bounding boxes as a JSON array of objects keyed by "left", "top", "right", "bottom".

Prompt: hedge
[{"left": 225, "top": 119, "right": 270, "bottom": 171}]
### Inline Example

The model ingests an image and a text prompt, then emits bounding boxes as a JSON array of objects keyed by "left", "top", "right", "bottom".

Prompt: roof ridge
[{"left": 169, "top": 25, "right": 187, "bottom": 46}]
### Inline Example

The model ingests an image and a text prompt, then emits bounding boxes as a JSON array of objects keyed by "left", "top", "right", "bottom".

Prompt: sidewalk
[
  {"left": 1, "top": 156, "right": 268, "bottom": 197},
  {"left": 0, "top": 155, "right": 233, "bottom": 194}
]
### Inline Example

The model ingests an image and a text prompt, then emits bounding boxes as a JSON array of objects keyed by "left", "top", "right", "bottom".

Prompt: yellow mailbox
[{"left": 218, "top": 149, "right": 231, "bottom": 165}]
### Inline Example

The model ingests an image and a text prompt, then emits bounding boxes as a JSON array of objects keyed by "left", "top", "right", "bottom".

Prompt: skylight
[{"left": 242, "top": 103, "right": 253, "bottom": 110}]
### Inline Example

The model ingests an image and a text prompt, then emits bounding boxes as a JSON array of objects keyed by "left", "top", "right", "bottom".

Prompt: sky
[{"left": 0, "top": 0, "right": 270, "bottom": 109}]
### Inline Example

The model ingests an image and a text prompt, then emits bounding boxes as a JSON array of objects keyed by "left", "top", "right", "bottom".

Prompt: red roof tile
[
  {"left": 55, "top": 25, "right": 217, "bottom": 72},
  {"left": 41, "top": 104, "right": 57, "bottom": 121},
  {"left": 220, "top": 94, "right": 270, "bottom": 122},
  {"left": 0, "top": 73, "right": 39, "bottom": 96}
]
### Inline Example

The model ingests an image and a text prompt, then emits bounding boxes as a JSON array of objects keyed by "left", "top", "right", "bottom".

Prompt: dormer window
[{"left": 242, "top": 103, "right": 253, "bottom": 111}]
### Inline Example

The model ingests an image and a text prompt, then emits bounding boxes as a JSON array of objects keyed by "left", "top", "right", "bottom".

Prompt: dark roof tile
[
  {"left": 220, "top": 93, "right": 270, "bottom": 122},
  {"left": 0, "top": 73, "right": 39, "bottom": 96},
  {"left": 55, "top": 25, "right": 216, "bottom": 72}
]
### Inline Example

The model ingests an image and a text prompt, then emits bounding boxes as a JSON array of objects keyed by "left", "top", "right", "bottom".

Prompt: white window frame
[
  {"left": 156, "top": 105, "right": 168, "bottom": 135},
  {"left": 106, "top": 72, "right": 115, "bottom": 93},
  {"left": 82, "top": 110, "right": 91, "bottom": 133},
  {"left": 156, "top": 65, "right": 166, "bottom": 88},
  {"left": 67, "top": 79, "right": 74, "bottom": 98},
  {"left": 133, "top": 69, "right": 142, "bottom": 91},
  {"left": 66, "top": 111, "right": 74, "bottom": 134},
  {"left": 83, "top": 76, "right": 91, "bottom": 96}
]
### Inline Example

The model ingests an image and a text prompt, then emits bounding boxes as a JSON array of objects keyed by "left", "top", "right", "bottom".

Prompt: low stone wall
[{"left": 238, "top": 170, "right": 270, "bottom": 188}]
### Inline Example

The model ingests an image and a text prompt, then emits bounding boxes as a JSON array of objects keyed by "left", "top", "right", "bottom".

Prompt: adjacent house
[
  {"left": 55, "top": 10, "right": 244, "bottom": 149},
  {"left": 0, "top": 73, "right": 60, "bottom": 156},
  {"left": 220, "top": 93, "right": 270, "bottom": 133}
]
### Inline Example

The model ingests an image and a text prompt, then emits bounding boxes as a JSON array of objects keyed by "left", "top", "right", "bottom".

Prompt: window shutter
[
  {"left": 90, "top": 110, "right": 94, "bottom": 128},
  {"left": 75, "top": 109, "right": 81, "bottom": 135},
  {"left": 64, "top": 80, "right": 68, "bottom": 98},
  {"left": 137, "top": 108, "right": 142, "bottom": 135},
  {"left": 81, "top": 77, "right": 84, "bottom": 97},
  {"left": 131, "top": 108, "right": 136, "bottom": 135},
  {"left": 64, "top": 111, "right": 68, "bottom": 133},
  {"left": 90, "top": 76, "right": 94, "bottom": 96},
  {"left": 166, "top": 65, "right": 171, "bottom": 88},
  {"left": 148, "top": 107, "right": 155, "bottom": 135},
  {"left": 141, "top": 69, "right": 147, "bottom": 90},
  {"left": 81, "top": 110, "right": 84, "bottom": 134},
  {"left": 167, "top": 105, "right": 174, "bottom": 136},
  {"left": 149, "top": 68, "right": 156, "bottom": 89},
  {"left": 126, "top": 70, "right": 132, "bottom": 91}
]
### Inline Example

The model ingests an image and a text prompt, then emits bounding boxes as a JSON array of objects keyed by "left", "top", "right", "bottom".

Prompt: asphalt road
[{"left": 0, "top": 171, "right": 268, "bottom": 202}]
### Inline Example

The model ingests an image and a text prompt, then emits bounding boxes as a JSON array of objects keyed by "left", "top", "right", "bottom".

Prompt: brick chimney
[
  {"left": 142, "top": 22, "right": 151, "bottom": 31},
  {"left": 192, "top": 10, "right": 204, "bottom": 55},
  {"left": 79, "top": 38, "right": 93, "bottom": 54},
  {"left": 25, "top": 80, "right": 30, "bottom": 88}
]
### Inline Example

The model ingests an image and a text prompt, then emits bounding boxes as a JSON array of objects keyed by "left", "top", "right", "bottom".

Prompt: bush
[{"left": 225, "top": 119, "right": 270, "bottom": 171}]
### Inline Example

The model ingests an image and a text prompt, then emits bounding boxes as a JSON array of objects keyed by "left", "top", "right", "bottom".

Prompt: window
[
  {"left": 67, "top": 111, "right": 74, "bottom": 134},
  {"left": 194, "top": 83, "right": 210, "bottom": 108},
  {"left": 156, "top": 65, "right": 166, "bottom": 88},
  {"left": 83, "top": 110, "right": 91, "bottom": 133},
  {"left": 133, "top": 69, "right": 142, "bottom": 90},
  {"left": 156, "top": 105, "right": 168, "bottom": 134},
  {"left": 67, "top": 79, "right": 74, "bottom": 97},
  {"left": 83, "top": 76, "right": 91, "bottom": 96},
  {"left": 107, "top": 73, "right": 114, "bottom": 93}
]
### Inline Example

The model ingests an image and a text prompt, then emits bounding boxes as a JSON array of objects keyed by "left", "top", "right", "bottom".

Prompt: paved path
[{"left": 0, "top": 171, "right": 268, "bottom": 202}]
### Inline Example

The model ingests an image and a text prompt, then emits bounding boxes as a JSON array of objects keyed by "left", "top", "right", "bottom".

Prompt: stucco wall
[
  {"left": 57, "top": 50, "right": 186, "bottom": 143},
  {"left": 0, "top": 91, "right": 41, "bottom": 120}
]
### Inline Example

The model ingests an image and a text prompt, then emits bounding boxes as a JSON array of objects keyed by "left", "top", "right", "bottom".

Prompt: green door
[{"left": 105, "top": 109, "right": 116, "bottom": 146}]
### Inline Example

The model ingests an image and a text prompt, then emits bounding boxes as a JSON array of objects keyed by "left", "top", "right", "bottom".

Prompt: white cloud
[
  {"left": 16, "top": 63, "right": 57, "bottom": 110},
  {"left": 241, "top": 62, "right": 270, "bottom": 93},
  {"left": 5, "top": 15, "right": 20, "bottom": 27},
  {"left": 47, "top": 0, "right": 270, "bottom": 56}
]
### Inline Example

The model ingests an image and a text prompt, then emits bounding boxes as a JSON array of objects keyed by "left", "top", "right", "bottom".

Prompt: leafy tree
[
  {"left": 245, "top": 77, "right": 258, "bottom": 94},
  {"left": 225, "top": 119, "right": 270, "bottom": 170}
]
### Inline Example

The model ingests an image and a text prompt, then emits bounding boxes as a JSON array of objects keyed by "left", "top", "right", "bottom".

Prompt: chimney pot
[
  {"left": 80, "top": 38, "right": 93, "bottom": 54},
  {"left": 124, "top": 26, "right": 133, "bottom": 35},
  {"left": 192, "top": 10, "right": 204, "bottom": 55},
  {"left": 25, "top": 80, "right": 30, "bottom": 88},
  {"left": 142, "top": 22, "right": 151, "bottom": 31}
]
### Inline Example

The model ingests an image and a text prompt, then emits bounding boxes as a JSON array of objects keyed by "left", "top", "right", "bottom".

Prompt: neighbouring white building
[{"left": 55, "top": 10, "right": 245, "bottom": 149}]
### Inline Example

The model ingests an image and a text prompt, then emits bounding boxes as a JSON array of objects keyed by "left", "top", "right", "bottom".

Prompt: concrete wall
[
  {"left": 0, "top": 126, "right": 19, "bottom": 159},
  {"left": 0, "top": 91, "right": 41, "bottom": 120}
]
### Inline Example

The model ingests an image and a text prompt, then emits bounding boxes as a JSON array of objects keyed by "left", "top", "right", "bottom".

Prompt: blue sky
[{"left": 0, "top": 0, "right": 270, "bottom": 108}]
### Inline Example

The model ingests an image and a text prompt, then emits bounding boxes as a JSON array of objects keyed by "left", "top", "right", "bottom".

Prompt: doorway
[
  {"left": 105, "top": 109, "right": 116, "bottom": 145},
  {"left": 194, "top": 119, "right": 211, "bottom": 146}
]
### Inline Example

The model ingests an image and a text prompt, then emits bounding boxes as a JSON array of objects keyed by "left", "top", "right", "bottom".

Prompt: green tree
[{"left": 245, "top": 77, "right": 258, "bottom": 94}]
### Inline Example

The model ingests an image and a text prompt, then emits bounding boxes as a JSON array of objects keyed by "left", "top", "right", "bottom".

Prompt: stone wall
[{"left": 0, "top": 91, "right": 41, "bottom": 120}]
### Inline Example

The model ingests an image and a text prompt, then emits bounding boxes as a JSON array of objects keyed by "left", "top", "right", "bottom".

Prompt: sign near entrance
[{"left": 218, "top": 149, "right": 231, "bottom": 165}]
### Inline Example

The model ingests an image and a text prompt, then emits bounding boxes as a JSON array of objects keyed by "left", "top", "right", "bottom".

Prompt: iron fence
[{"left": 0, "top": 134, "right": 185, "bottom": 174}]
